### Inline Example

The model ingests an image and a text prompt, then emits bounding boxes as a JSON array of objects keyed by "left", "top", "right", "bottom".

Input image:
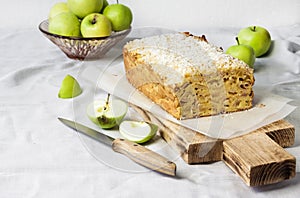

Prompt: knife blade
[{"left": 58, "top": 117, "right": 176, "bottom": 176}]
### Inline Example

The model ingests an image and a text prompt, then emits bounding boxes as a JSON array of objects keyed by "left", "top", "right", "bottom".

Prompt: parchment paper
[{"left": 81, "top": 59, "right": 296, "bottom": 139}]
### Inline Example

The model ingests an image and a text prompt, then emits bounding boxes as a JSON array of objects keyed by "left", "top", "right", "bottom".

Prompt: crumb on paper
[{"left": 256, "top": 103, "right": 266, "bottom": 108}]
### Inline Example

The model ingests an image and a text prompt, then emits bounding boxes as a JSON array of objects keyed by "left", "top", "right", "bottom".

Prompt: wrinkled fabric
[{"left": 0, "top": 26, "right": 300, "bottom": 198}]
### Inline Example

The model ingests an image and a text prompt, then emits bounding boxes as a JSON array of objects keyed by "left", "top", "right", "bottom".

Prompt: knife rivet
[{"left": 133, "top": 144, "right": 138, "bottom": 147}]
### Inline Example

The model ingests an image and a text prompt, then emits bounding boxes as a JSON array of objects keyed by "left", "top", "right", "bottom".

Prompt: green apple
[
  {"left": 58, "top": 74, "right": 82, "bottom": 99},
  {"left": 103, "top": 3, "right": 133, "bottom": 31},
  {"left": 226, "top": 37, "right": 256, "bottom": 68},
  {"left": 49, "top": 2, "right": 70, "bottom": 19},
  {"left": 237, "top": 26, "right": 271, "bottom": 57},
  {"left": 100, "top": 0, "right": 109, "bottom": 13},
  {"left": 48, "top": 12, "right": 81, "bottom": 37},
  {"left": 119, "top": 121, "right": 157, "bottom": 143},
  {"left": 80, "top": 13, "right": 112, "bottom": 37},
  {"left": 67, "top": 0, "right": 103, "bottom": 19},
  {"left": 87, "top": 97, "right": 128, "bottom": 129}
]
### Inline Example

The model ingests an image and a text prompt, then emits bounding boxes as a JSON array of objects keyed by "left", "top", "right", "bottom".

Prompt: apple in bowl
[
  {"left": 81, "top": 13, "right": 112, "bottom": 38},
  {"left": 49, "top": 2, "right": 70, "bottom": 19},
  {"left": 48, "top": 12, "right": 81, "bottom": 37},
  {"left": 67, "top": 0, "right": 104, "bottom": 19},
  {"left": 103, "top": 2, "right": 133, "bottom": 32},
  {"left": 39, "top": 0, "right": 133, "bottom": 60}
]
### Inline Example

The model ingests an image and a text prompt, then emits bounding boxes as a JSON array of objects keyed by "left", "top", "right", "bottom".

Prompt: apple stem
[
  {"left": 252, "top": 26, "right": 256, "bottom": 31},
  {"left": 117, "top": 0, "right": 119, "bottom": 4},
  {"left": 235, "top": 37, "right": 240, "bottom": 45},
  {"left": 92, "top": 15, "right": 97, "bottom": 25},
  {"left": 104, "top": 93, "right": 110, "bottom": 110}
]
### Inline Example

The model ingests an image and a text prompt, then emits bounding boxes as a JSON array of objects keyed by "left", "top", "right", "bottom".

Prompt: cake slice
[{"left": 123, "top": 32, "right": 255, "bottom": 120}]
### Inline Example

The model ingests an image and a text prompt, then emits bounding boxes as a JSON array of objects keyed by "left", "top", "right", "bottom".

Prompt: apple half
[
  {"left": 119, "top": 121, "right": 158, "bottom": 143},
  {"left": 87, "top": 99, "right": 128, "bottom": 129}
]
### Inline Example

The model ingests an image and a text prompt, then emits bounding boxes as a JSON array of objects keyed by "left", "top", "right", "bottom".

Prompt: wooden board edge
[
  {"left": 263, "top": 120, "right": 295, "bottom": 147},
  {"left": 223, "top": 132, "right": 296, "bottom": 186}
]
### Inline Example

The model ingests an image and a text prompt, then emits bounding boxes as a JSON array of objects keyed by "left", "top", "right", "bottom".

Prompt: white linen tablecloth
[{"left": 0, "top": 25, "right": 300, "bottom": 198}]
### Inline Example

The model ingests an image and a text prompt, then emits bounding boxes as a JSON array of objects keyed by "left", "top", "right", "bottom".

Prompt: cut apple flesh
[
  {"left": 87, "top": 99, "right": 128, "bottom": 129},
  {"left": 119, "top": 121, "right": 157, "bottom": 143}
]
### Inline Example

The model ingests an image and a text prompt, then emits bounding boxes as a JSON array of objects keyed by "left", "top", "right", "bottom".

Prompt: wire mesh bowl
[{"left": 39, "top": 20, "right": 131, "bottom": 60}]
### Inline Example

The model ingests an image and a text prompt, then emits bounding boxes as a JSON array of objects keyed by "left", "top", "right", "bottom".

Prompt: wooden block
[
  {"left": 132, "top": 105, "right": 296, "bottom": 186},
  {"left": 223, "top": 132, "right": 296, "bottom": 186}
]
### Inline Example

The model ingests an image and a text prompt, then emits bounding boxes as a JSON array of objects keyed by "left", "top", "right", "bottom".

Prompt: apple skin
[
  {"left": 67, "top": 0, "right": 103, "bottom": 19},
  {"left": 237, "top": 26, "right": 271, "bottom": 57},
  {"left": 48, "top": 12, "right": 81, "bottom": 37},
  {"left": 58, "top": 74, "right": 82, "bottom": 99},
  {"left": 81, "top": 13, "right": 112, "bottom": 37},
  {"left": 49, "top": 2, "right": 70, "bottom": 19},
  {"left": 103, "top": 4, "right": 133, "bottom": 31},
  {"left": 226, "top": 44, "right": 256, "bottom": 68}
]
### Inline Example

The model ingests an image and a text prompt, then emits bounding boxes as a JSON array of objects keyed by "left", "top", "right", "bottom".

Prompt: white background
[
  {"left": 1, "top": 0, "right": 300, "bottom": 30},
  {"left": 1, "top": 1, "right": 300, "bottom": 197}
]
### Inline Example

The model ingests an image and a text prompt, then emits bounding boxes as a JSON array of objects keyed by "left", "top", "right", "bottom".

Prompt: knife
[{"left": 58, "top": 117, "right": 176, "bottom": 176}]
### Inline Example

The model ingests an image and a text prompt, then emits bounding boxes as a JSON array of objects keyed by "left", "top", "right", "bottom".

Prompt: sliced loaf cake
[{"left": 123, "top": 32, "right": 254, "bottom": 119}]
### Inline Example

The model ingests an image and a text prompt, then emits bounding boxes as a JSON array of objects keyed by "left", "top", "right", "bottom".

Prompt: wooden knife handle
[{"left": 112, "top": 138, "right": 176, "bottom": 176}]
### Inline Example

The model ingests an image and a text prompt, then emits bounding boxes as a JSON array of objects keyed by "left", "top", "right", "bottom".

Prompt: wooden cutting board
[{"left": 133, "top": 106, "right": 296, "bottom": 187}]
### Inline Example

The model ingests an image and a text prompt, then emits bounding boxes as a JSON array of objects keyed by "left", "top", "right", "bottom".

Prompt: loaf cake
[{"left": 123, "top": 32, "right": 254, "bottom": 120}]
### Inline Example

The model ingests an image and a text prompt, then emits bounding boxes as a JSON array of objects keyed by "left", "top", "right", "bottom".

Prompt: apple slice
[
  {"left": 58, "top": 74, "right": 82, "bottom": 99},
  {"left": 119, "top": 121, "right": 158, "bottom": 143},
  {"left": 87, "top": 98, "right": 128, "bottom": 129}
]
